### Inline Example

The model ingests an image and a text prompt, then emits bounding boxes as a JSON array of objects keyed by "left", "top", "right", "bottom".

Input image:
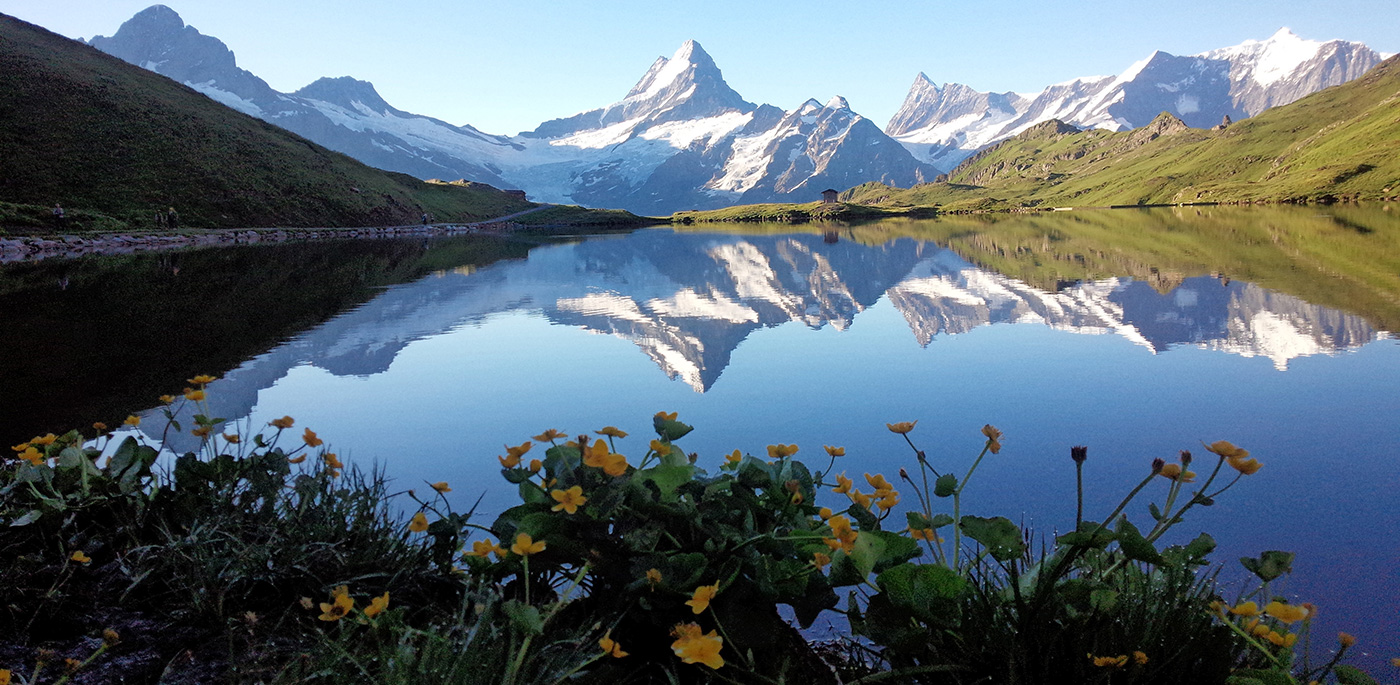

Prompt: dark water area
[{"left": 3, "top": 204, "right": 1399, "bottom": 669}]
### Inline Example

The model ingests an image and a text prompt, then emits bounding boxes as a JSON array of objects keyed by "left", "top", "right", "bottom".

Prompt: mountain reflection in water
[{"left": 139, "top": 229, "right": 1384, "bottom": 450}]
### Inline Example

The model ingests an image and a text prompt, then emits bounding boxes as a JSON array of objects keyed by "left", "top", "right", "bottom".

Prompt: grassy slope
[{"left": 0, "top": 14, "right": 536, "bottom": 231}]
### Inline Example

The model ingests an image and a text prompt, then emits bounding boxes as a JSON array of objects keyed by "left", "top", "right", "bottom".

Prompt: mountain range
[
  {"left": 888, "top": 28, "right": 1391, "bottom": 170},
  {"left": 87, "top": 6, "right": 1391, "bottom": 216}
]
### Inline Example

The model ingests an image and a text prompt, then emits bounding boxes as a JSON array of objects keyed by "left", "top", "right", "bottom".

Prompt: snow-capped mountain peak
[
  {"left": 821, "top": 95, "right": 850, "bottom": 111},
  {"left": 295, "top": 76, "right": 397, "bottom": 115}
]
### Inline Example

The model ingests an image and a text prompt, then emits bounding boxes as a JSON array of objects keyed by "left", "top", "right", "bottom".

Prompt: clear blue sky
[{"left": 4, "top": 0, "right": 1397, "bottom": 135}]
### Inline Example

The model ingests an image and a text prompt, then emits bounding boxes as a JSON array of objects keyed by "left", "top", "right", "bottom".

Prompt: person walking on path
[
  {"left": 155, "top": 209, "right": 165, "bottom": 229},
  {"left": 52, "top": 204, "right": 64, "bottom": 229},
  {"left": 166, "top": 207, "right": 179, "bottom": 229}
]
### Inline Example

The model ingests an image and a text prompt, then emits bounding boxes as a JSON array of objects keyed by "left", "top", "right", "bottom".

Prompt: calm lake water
[{"left": 3, "top": 205, "right": 1398, "bottom": 665}]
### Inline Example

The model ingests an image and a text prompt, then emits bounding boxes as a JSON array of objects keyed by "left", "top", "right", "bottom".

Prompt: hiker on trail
[
  {"left": 155, "top": 210, "right": 165, "bottom": 229},
  {"left": 52, "top": 204, "right": 64, "bottom": 228},
  {"left": 166, "top": 207, "right": 179, "bottom": 229},
  {"left": 421, "top": 212, "right": 430, "bottom": 226}
]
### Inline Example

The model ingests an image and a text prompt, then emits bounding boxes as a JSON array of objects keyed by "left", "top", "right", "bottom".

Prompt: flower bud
[
  {"left": 102, "top": 628, "right": 121, "bottom": 645},
  {"left": 1151, "top": 458, "right": 1165, "bottom": 473},
  {"left": 899, "top": 467, "right": 911, "bottom": 481},
  {"left": 1179, "top": 450, "right": 1193, "bottom": 466},
  {"left": 1071, "top": 446, "right": 1088, "bottom": 463},
  {"left": 1339, "top": 632, "right": 1357, "bottom": 648}
]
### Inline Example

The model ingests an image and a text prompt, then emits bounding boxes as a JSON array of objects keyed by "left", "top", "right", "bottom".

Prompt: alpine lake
[{"left": 3, "top": 204, "right": 1398, "bottom": 668}]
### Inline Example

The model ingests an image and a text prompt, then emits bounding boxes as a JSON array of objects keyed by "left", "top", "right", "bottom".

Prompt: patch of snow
[
  {"left": 1175, "top": 94, "right": 1201, "bottom": 114},
  {"left": 188, "top": 80, "right": 262, "bottom": 117},
  {"left": 645, "top": 289, "right": 759, "bottom": 323}
]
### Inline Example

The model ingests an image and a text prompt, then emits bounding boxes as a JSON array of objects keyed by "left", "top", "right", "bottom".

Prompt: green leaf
[
  {"left": 1183, "top": 533, "right": 1217, "bottom": 560},
  {"left": 875, "top": 562, "right": 965, "bottom": 627},
  {"left": 1089, "top": 588, "right": 1119, "bottom": 613},
  {"left": 1056, "top": 520, "right": 1115, "bottom": 549},
  {"left": 633, "top": 464, "right": 695, "bottom": 502},
  {"left": 866, "top": 530, "right": 921, "bottom": 571},
  {"left": 934, "top": 474, "right": 957, "bottom": 498},
  {"left": 829, "top": 532, "right": 886, "bottom": 586},
  {"left": 1227, "top": 669, "right": 1295, "bottom": 685},
  {"left": 1148, "top": 502, "right": 1163, "bottom": 521},
  {"left": 9, "top": 510, "right": 41, "bottom": 527},
  {"left": 652, "top": 416, "right": 694, "bottom": 441},
  {"left": 1240, "top": 551, "right": 1294, "bottom": 582},
  {"left": 1114, "top": 517, "right": 1164, "bottom": 564},
  {"left": 928, "top": 513, "right": 954, "bottom": 528},
  {"left": 958, "top": 515, "right": 1026, "bottom": 562},
  {"left": 502, "top": 600, "right": 543, "bottom": 636},
  {"left": 847, "top": 501, "right": 879, "bottom": 531},
  {"left": 906, "top": 511, "right": 933, "bottom": 530},
  {"left": 518, "top": 480, "right": 549, "bottom": 505},
  {"left": 1335, "top": 665, "right": 1381, "bottom": 685}
]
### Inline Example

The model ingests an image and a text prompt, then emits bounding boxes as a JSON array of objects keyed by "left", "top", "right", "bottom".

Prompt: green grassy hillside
[{"left": 0, "top": 14, "right": 535, "bottom": 231}]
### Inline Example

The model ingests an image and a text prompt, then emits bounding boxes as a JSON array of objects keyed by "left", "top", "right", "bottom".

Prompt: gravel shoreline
[{"left": 0, "top": 221, "right": 531, "bottom": 264}]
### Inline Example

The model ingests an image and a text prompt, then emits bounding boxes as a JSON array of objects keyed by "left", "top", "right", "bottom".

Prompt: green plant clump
[{"left": 0, "top": 379, "right": 1390, "bottom": 684}]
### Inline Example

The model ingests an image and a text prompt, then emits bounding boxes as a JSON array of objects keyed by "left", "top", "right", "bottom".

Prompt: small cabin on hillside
[{"left": 820, "top": 188, "right": 839, "bottom": 204}]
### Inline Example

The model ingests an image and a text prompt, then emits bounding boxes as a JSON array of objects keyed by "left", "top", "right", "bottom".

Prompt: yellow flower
[
  {"left": 818, "top": 507, "right": 833, "bottom": 520},
  {"left": 364, "top": 592, "right": 389, "bottom": 618},
  {"left": 876, "top": 491, "right": 900, "bottom": 511},
  {"left": 849, "top": 490, "right": 873, "bottom": 510},
  {"left": 287, "top": 454, "right": 307, "bottom": 464},
  {"left": 270, "top": 416, "right": 295, "bottom": 429},
  {"left": 534, "top": 429, "right": 568, "bottom": 442},
  {"left": 1263, "top": 601, "right": 1310, "bottom": 623},
  {"left": 19, "top": 447, "right": 44, "bottom": 465},
  {"left": 1227, "top": 454, "right": 1264, "bottom": 475},
  {"left": 467, "top": 539, "right": 499, "bottom": 557},
  {"left": 1157, "top": 463, "right": 1196, "bottom": 482},
  {"left": 408, "top": 512, "right": 429, "bottom": 533},
  {"left": 223, "top": 433, "right": 240, "bottom": 444},
  {"left": 832, "top": 473, "right": 853, "bottom": 494},
  {"left": 583, "top": 439, "right": 628, "bottom": 476},
  {"left": 159, "top": 394, "right": 175, "bottom": 405},
  {"left": 303, "top": 428, "right": 323, "bottom": 447},
  {"left": 654, "top": 411, "right": 678, "bottom": 421},
  {"left": 646, "top": 568, "right": 663, "bottom": 587},
  {"left": 649, "top": 439, "right": 672, "bottom": 455},
  {"left": 188, "top": 374, "right": 218, "bottom": 385},
  {"left": 511, "top": 533, "right": 547, "bottom": 556},
  {"left": 92, "top": 422, "right": 108, "bottom": 432},
  {"left": 31, "top": 434, "right": 57, "bottom": 446},
  {"left": 123, "top": 415, "right": 141, "bottom": 427},
  {"left": 1229, "top": 601, "right": 1260, "bottom": 617},
  {"left": 599, "top": 631, "right": 629, "bottom": 658},
  {"left": 323, "top": 453, "right": 343, "bottom": 470},
  {"left": 823, "top": 445, "right": 845, "bottom": 457},
  {"left": 864, "top": 473, "right": 893, "bottom": 493},
  {"left": 1264, "top": 630, "right": 1298, "bottom": 648},
  {"left": 827, "top": 516, "right": 858, "bottom": 552},
  {"left": 886, "top": 421, "right": 917, "bottom": 434},
  {"left": 671, "top": 623, "right": 724, "bottom": 669},
  {"left": 910, "top": 528, "right": 939, "bottom": 542},
  {"left": 70, "top": 551, "right": 91, "bottom": 565},
  {"left": 102, "top": 628, "right": 121, "bottom": 645},
  {"left": 1390, "top": 657, "right": 1400, "bottom": 668},
  {"left": 10, "top": 443, "right": 29, "bottom": 452},
  {"left": 1089, "top": 654, "right": 1128, "bottom": 668},
  {"left": 596, "top": 426, "right": 628, "bottom": 439},
  {"left": 499, "top": 453, "right": 521, "bottom": 468},
  {"left": 550, "top": 486, "right": 588, "bottom": 515},
  {"left": 981, "top": 424, "right": 1002, "bottom": 440},
  {"left": 766, "top": 444, "right": 799, "bottom": 459},
  {"left": 812, "top": 552, "right": 831, "bottom": 570},
  {"left": 431, "top": 481, "right": 452, "bottom": 493},
  {"left": 528, "top": 458, "right": 543, "bottom": 473},
  {"left": 319, "top": 593, "right": 354, "bottom": 621},
  {"left": 1205, "top": 440, "right": 1249, "bottom": 459},
  {"left": 725, "top": 449, "right": 742, "bottom": 465},
  {"left": 191, "top": 426, "right": 212, "bottom": 438},
  {"left": 1133, "top": 651, "right": 1148, "bottom": 665},
  {"left": 0, "top": 668, "right": 9, "bottom": 685},
  {"left": 686, "top": 583, "right": 719, "bottom": 614},
  {"left": 184, "top": 388, "right": 206, "bottom": 402},
  {"left": 1339, "top": 632, "right": 1357, "bottom": 648}
]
